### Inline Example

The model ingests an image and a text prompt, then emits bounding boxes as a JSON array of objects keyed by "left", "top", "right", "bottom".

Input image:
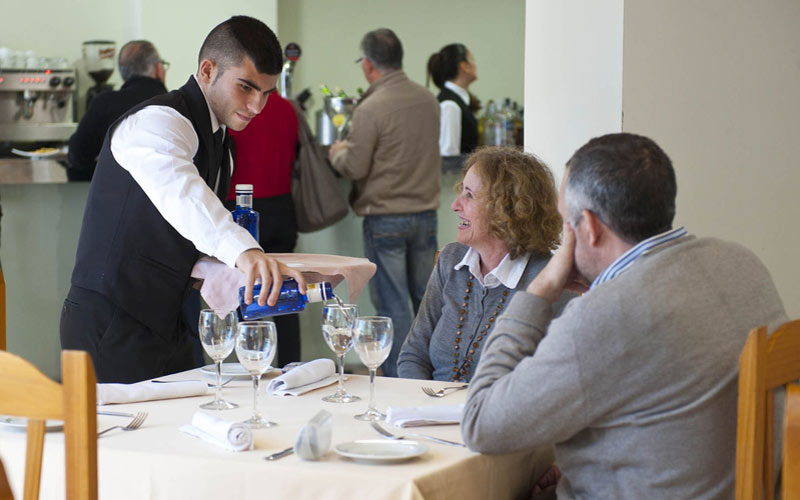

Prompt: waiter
[{"left": 60, "top": 16, "right": 304, "bottom": 383}]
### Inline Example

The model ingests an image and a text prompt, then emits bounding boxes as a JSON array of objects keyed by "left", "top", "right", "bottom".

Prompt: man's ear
[
  {"left": 581, "top": 210, "right": 605, "bottom": 247},
  {"left": 363, "top": 58, "right": 374, "bottom": 74},
  {"left": 197, "top": 59, "right": 216, "bottom": 85}
]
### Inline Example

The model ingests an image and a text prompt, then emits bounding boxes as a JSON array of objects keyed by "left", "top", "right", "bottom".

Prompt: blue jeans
[{"left": 363, "top": 211, "right": 437, "bottom": 377}]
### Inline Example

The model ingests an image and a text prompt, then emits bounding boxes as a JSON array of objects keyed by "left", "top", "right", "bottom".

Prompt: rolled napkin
[
  {"left": 96, "top": 380, "right": 208, "bottom": 405},
  {"left": 386, "top": 403, "right": 465, "bottom": 428},
  {"left": 180, "top": 412, "right": 253, "bottom": 452},
  {"left": 294, "top": 410, "right": 333, "bottom": 461},
  {"left": 267, "top": 358, "right": 336, "bottom": 396}
]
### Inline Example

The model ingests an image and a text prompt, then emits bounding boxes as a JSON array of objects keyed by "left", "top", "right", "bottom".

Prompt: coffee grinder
[{"left": 82, "top": 40, "right": 116, "bottom": 111}]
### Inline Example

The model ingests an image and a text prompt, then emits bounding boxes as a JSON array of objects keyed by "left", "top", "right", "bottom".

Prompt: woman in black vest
[{"left": 427, "top": 43, "right": 480, "bottom": 158}]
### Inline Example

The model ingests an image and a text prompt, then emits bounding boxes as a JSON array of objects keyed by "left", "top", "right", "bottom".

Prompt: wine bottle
[
  {"left": 239, "top": 279, "right": 334, "bottom": 319},
  {"left": 231, "top": 184, "right": 259, "bottom": 241}
]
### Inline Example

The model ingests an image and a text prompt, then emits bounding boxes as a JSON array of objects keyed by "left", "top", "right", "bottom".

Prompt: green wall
[{"left": 0, "top": 0, "right": 524, "bottom": 378}]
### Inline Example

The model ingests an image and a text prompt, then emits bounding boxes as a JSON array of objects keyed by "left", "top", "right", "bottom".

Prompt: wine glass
[
  {"left": 352, "top": 316, "right": 393, "bottom": 421},
  {"left": 321, "top": 303, "right": 360, "bottom": 403},
  {"left": 198, "top": 309, "right": 238, "bottom": 410},
  {"left": 235, "top": 321, "right": 278, "bottom": 428}
]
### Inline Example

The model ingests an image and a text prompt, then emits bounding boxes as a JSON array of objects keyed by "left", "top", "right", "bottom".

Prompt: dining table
[{"left": 0, "top": 367, "right": 549, "bottom": 500}]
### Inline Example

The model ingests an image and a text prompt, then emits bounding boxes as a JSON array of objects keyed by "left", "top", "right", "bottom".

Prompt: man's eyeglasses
[
  {"left": 355, "top": 56, "right": 365, "bottom": 64},
  {"left": 160, "top": 60, "right": 171, "bottom": 70}
]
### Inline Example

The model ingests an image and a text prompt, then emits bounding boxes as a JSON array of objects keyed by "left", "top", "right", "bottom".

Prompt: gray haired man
[
  {"left": 67, "top": 40, "right": 169, "bottom": 181},
  {"left": 461, "top": 133, "right": 787, "bottom": 499}
]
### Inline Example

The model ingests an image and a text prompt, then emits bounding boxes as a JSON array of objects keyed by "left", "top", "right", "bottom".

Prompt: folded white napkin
[
  {"left": 267, "top": 358, "right": 336, "bottom": 396},
  {"left": 180, "top": 412, "right": 253, "bottom": 452},
  {"left": 96, "top": 380, "right": 208, "bottom": 405},
  {"left": 386, "top": 403, "right": 464, "bottom": 428}
]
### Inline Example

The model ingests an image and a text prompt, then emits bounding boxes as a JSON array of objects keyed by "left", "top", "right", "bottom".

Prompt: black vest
[
  {"left": 437, "top": 87, "right": 478, "bottom": 154},
  {"left": 71, "top": 76, "right": 230, "bottom": 334}
]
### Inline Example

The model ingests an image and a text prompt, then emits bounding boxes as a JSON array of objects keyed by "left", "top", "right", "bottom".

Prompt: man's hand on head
[
  {"left": 235, "top": 249, "right": 306, "bottom": 307},
  {"left": 527, "top": 224, "right": 589, "bottom": 302}
]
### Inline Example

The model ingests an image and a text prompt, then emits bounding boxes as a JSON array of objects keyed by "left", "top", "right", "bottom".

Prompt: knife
[{"left": 264, "top": 446, "right": 294, "bottom": 461}]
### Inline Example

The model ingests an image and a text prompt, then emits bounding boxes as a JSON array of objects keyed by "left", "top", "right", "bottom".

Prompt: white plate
[
  {"left": 200, "top": 363, "right": 273, "bottom": 379},
  {"left": 0, "top": 416, "right": 63, "bottom": 432},
  {"left": 11, "top": 147, "right": 67, "bottom": 159},
  {"left": 334, "top": 439, "right": 428, "bottom": 463}
]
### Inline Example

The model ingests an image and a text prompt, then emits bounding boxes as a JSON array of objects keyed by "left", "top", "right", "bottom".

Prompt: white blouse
[{"left": 438, "top": 80, "right": 470, "bottom": 156}]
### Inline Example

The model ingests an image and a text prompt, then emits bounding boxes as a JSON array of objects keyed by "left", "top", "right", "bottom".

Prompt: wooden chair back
[
  {"left": 783, "top": 383, "right": 800, "bottom": 500},
  {"left": 0, "top": 264, "right": 6, "bottom": 350},
  {"left": 736, "top": 321, "right": 800, "bottom": 500},
  {"left": 0, "top": 459, "right": 13, "bottom": 500},
  {"left": 0, "top": 350, "right": 97, "bottom": 500}
]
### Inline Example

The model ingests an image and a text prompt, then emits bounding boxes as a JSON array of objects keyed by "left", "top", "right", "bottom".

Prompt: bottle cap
[{"left": 235, "top": 184, "right": 254, "bottom": 192}]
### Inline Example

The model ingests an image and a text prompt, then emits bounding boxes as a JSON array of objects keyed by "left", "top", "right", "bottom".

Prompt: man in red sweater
[{"left": 227, "top": 92, "right": 301, "bottom": 366}]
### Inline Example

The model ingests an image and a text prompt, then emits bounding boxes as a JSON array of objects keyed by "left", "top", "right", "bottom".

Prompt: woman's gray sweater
[{"left": 397, "top": 242, "right": 572, "bottom": 381}]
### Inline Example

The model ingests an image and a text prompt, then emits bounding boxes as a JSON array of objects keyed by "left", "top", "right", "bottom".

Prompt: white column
[{"left": 524, "top": 0, "right": 624, "bottom": 181}]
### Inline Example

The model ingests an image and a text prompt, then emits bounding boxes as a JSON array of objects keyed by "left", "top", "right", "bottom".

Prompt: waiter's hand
[
  {"left": 527, "top": 223, "right": 589, "bottom": 302},
  {"left": 328, "top": 140, "right": 347, "bottom": 161},
  {"left": 235, "top": 249, "right": 306, "bottom": 307}
]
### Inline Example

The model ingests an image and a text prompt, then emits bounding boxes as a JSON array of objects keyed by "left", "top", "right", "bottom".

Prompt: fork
[
  {"left": 370, "top": 421, "right": 465, "bottom": 447},
  {"left": 151, "top": 377, "right": 234, "bottom": 388},
  {"left": 97, "top": 411, "right": 148, "bottom": 437},
  {"left": 421, "top": 385, "right": 468, "bottom": 398}
]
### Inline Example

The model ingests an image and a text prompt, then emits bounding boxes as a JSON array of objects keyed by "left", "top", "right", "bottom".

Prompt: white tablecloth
[{"left": 0, "top": 370, "right": 551, "bottom": 500}]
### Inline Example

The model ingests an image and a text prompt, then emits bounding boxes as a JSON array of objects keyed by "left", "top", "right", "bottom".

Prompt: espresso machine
[{"left": 0, "top": 67, "right": 77, "bottom": 143}]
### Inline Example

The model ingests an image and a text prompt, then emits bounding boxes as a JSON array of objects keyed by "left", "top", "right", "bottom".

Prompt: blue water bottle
[
  {"left": 232, "top": 184, "right": 259, "bottom": 241},
  {"left": 239, "top": 279, "right": 335, "bottom": 320}
]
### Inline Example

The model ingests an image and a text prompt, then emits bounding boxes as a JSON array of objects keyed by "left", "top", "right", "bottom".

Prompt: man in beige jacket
[{"left": 329, "top": 28, "right": 441, "bottom": 377}]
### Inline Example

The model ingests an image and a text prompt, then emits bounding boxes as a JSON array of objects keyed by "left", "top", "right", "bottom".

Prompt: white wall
[
  {"left": 524, "top": 0, "right": 624, "bottom": 180},
  {"left": 623, "top": 0, "right": 800, "bottom": 317}
]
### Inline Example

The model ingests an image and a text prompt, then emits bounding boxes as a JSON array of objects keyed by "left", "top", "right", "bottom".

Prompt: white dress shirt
[
  {"left": 439, "top": 81, "right": 470, "bottom": 156},
  {"left": 110, "top": 75, "right": 259, "bottom": 268},
  {"left": 453, "top": 246, "right": 530, "bottom": 289}
]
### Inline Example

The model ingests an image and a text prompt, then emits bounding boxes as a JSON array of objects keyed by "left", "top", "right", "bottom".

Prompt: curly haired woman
[{"left": 398, "top": 147, "right": 574, "bottom": 382}]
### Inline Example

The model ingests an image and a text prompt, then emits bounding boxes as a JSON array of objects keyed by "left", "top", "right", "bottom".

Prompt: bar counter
[{"left": 0, "top": 158, "right": 68, "bottom": 184}]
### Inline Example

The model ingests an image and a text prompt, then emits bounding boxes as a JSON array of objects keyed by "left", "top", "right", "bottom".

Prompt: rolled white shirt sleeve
[
  {"left": 439, "top": 100, "right": 462, "bottom": 156},
  {"left": 110, "top": 105, "right": 260, "bottom": 268}
]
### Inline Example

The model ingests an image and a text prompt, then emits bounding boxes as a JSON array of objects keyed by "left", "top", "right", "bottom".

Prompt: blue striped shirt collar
[{"left": 591, "top": 226, "right": 688, "bottom": 289}]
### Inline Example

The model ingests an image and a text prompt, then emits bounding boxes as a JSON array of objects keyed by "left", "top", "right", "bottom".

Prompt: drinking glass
[
  {"left": 198, "top": 309, "right": 238, "bottom": 410},
  {"left": 352, "top": 316, "right": 393, "bottom": 421},
  {"left": 235, "top": 321, "right": 278, "bottom": 428},
  {"left": 321, "top": 303, "right": 360, "bottom": 403}
]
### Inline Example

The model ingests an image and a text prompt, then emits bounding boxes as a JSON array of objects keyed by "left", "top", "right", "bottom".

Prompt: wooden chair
[
  {"left": 0, "top": 459, "right": 13, "bottom": 500},
  {"left": 0, "top": 350, "right": 97, "bottom": 500},
  {"left": 784, "top": 384, "right": 799, "bottom": 500},
  {"left": 1, "top": 264, "right": 6, "bottom": 350},
  {"left": 736, "top": 321, "right": 800, "bottom": 500}
]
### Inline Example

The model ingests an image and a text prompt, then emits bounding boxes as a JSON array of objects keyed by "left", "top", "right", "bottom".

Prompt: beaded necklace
[{"left": 451, "top": 275, "right": 509, "bottom": 382}]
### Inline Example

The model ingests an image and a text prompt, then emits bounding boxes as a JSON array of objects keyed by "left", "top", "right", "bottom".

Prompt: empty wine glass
[
  {"left": 235, "top": 321, "right": 278, "bottom": 428},
  {"left": 198, "top": 309, "right": 238, "bottom": 410},
  {"left": 353, "top": 316, "right": 393, "bottom": 421},
  {"left": 321, "top": 303, "right": 360, "bottom": 403}
]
